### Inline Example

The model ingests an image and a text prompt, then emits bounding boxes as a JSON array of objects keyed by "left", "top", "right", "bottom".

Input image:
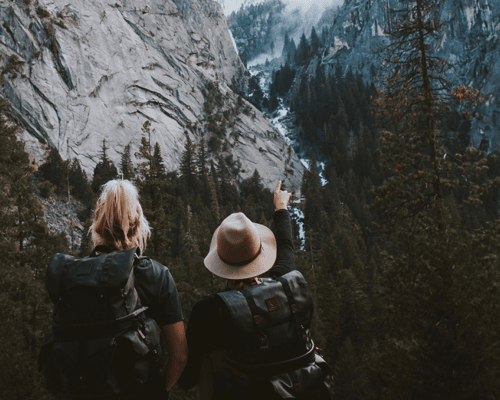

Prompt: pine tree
[
  {"left": 194, "top": 138, "right": 212, "bottom": 207},
  {"left": 91, "top": 139, "right": 118, "bottom": 194},
  {"left": 296, "top": 33, "right": 310, "bottom": 65},
  {"left": 371, "top": 1, "right": 500, "bottom": 396},
  {"left": 180, "top": 135, "right": 196, "bottom": 200},
  {"left": 120, "top": 143, "right": 135, "bottom": 181},
  {"left": 195, "top": 138, "right": 208, "bottom": 176},
  {"left": 153, "top": 142, "right": 166, "bottom": 178},
  {"left": 288, "top": 38, "right": 297, "bottom": 64},
  {"left": 310, "top": 26, "right": 320, "bottom": 55},
  {"left": 37, "top": 146, "right": 69, "bottom": 197},
  {"left": 68, "top": 157, "right": 94, "bottom": 216},
  {"left": 0, "top": 97, "right": 69, "bottom": 398},
  {"left": 281, "top": 32, "right": 290, "bottom": 59},
  {"left": 301, "top": 157, "right": 325, "bottom": 235},
  {"left": 134, "top": 122, "right": 172, "bottom": 260}
]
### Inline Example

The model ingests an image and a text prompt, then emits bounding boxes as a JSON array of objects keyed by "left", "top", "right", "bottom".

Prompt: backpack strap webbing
[
  {"left": 46, "top": 254, "right": 68, "bottom": 304},
  {"left": 275, "top": 276, "right": 309, "bottom": 341},
  {"left": 242, "top": 292, "right": 269, "bottom": 350}
]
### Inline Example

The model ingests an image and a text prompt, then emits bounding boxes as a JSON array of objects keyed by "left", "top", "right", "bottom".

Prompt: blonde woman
[
  {"left": 43, "top": 180, "right": 187, "bottom": 400},
  {"left": 90, "top": 180, "right": 187, "bottom": 398}
]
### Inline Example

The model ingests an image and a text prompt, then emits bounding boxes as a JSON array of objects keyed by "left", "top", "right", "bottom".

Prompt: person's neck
[{"left": 226, "top": 277, "right": 261, "bottom": 291}]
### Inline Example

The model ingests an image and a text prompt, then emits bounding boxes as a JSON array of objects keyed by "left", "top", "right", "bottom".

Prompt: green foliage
[
  {"left": 37, "top": 180, "right": 56, "bottom": 199},
  {"left": 247, "top": 75, "right": 265, "bottom": 111},
  {"left": 0, "top": 96, "right": 69, "bottom": 399},
  {"left": 296, "top": 33, "right": 310, "bottom": 65},
  {"left": 91, "top": 139, "right": 118, "bottom": 194},
  {"left": 310, "top": 27, "right": 320, "bottom": 55},
  {"left": 3, "top": 3, "right": 499, "bottom": 394},
  {"left": 2, "top": 54, "right": 25, "bottom": 79},
  {"left": 270, "top": 62, "right": 296, "bottom": 97},
  {"left": 180, "top": 135, "right": 196, "bottom": 199},
  {"left": 36, "top": 6, "right": 51, "bottom": 19},
  {"left": 120, "top": 143, "right": 135, "bottom": 181},
  {"left": 227, "top": 0, "right": 285, "bottom": 63},
  {"left": 68, "top": 158, "right": 93, "bottom": 206},
  {"left": 368, "top": 0, "right": 500, "bottom": 397},
  {"left": 134, "top": 123, "right": 172, "bottom": 260},
  {"left": 37, "top": 146, "right": 69, "bottom": 198}
]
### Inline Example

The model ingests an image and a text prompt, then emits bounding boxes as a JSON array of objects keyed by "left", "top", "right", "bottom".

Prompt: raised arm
[{"left": 269, "top": 181, "right": 295, "bottom": 278}]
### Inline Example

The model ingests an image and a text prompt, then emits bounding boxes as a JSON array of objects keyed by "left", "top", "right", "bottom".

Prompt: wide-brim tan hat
[{"left": 204, "top": 212, "right": 277, "bottom": 280}]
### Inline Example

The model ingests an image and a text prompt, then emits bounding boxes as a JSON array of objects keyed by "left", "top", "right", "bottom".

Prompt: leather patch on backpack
[{"left": 265, "top": 296, "right": 280, "bottom": 312}]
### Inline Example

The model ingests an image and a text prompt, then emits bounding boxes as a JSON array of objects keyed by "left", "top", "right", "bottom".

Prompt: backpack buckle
[
  {"left": 298, "top": 325, "right": 308, "bottom": 341},
  {"left": 259, "top": 334, "right": 269, "bottom": 350}
]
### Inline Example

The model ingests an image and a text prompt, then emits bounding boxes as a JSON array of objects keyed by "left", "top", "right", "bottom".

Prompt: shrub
[{"left": 38, "top": 180, "right": 56, "bottom": 199}]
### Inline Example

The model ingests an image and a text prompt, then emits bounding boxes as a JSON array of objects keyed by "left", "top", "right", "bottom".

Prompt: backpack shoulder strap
[
  {"left": 275, "top": 273, "right": 310, "bottom": 341},
  {"left": 216, "top": 290, "right": 255, "bottom": 334},
  {"left": 46, "top": 253, "right": 73, "bottom": 303}
]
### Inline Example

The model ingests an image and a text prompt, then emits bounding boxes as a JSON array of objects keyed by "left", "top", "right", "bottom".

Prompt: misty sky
[{"left": 219, "top": 0, "right": 345, "bottom": 16}]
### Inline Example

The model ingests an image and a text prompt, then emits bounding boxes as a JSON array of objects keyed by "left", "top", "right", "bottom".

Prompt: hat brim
[{"left": 204, "top": 223, "right": 277, "bottom": 280}]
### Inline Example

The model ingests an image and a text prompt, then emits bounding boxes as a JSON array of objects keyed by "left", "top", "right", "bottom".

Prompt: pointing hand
[{"left": 274, "top": 180, "right": 292, "bottom": 211}]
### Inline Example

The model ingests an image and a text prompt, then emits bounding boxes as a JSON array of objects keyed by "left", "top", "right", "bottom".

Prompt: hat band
[{"left": 218, "top": 244, "right": 263, "bottom": 267}]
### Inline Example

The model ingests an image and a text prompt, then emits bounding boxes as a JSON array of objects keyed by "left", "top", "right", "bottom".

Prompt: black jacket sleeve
[{"left": 268, "top": 209, "right": 295, "bottom": 278}]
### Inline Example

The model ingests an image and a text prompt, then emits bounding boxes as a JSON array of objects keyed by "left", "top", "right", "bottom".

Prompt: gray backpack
[
  {"left": 38, "top": 246, "right": 163, "bottom": 399},
  {"left": 215, "top": 270, "right": 331, "bottom": 399}
]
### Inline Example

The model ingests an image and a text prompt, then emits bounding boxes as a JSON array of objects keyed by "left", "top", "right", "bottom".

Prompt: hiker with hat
[
  {"left": 39, "top": 180, "right": 187, "bottom": 399},
  {"left": 178, "top": 181, "right": 331, "bottom": 399}
]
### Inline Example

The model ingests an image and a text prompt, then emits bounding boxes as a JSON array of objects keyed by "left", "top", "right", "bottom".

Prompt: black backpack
[
  {"left": 38, "top": 246, "right": 164, "bottom": 399},
  {"left": 215, "top": 270, "right": 331, "bottom": 399}
]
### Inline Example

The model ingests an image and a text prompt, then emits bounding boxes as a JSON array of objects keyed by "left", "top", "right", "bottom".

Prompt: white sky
[{"left": 218, "top": 0, "right": 345, "bottom": 16}]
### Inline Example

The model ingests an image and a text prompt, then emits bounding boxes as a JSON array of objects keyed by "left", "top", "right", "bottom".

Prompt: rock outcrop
[
  {"left": 0, "top": 0, "right": 304, "bottom": 191},
  {"left": 318, "top": 0, "right": 500, "bottom": 151},
  {"left": 40, "top": 195, "right": 85, "bottom": 252},
  {"left": 231, "top": 0, "right": 500, "bottom": 152}
]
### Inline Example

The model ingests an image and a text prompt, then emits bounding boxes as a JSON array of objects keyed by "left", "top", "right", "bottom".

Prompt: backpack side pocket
[{"left": 119, "top": 317, "right": 164, "bottom": 385}]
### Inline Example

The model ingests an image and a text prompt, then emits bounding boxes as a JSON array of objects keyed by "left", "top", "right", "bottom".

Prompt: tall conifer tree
[
  {"left": 135, "top": 123, "right": 171, "bottom": 260},
  {"left": 0, "top": 97, "right": 69, "bottom": 398},
  {"left": 310, "top": 26, "right": 320, "bottom": 55},
  {"left": 92, "top": 139, "right": 118, "bottom": 194},
  {"left": 120, "top": 143, "right": 135, "bottom": 181},
  {"left": 371, "top": 1, "right": 500, "bottom": 396}
]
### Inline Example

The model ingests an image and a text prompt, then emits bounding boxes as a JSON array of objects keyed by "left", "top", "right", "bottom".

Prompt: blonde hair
[{"left": 90, "top": 180, "right": 150, "bottom": 253}]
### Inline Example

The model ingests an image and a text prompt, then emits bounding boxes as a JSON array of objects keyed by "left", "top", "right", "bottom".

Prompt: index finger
[{"left": 275, "top": 180, "right": 282, "bottom": 193}]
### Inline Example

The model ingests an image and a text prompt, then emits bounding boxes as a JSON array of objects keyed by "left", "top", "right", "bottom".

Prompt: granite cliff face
[{"left": 0, "top": 0, "right": 304, "bottom": 190}]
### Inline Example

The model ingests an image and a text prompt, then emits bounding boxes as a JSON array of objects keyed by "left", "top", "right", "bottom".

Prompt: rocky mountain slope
[
  {"left": 0, "top": 0, "right": 304, "bottom": 190},
  {"left": 232, "top": 0, "right": 500, "bottom": 152},
  {"left": 319, "top": 0, "right": 500, "bottom": 151}
]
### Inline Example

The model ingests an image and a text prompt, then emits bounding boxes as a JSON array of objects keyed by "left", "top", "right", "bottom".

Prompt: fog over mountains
[{"left": 230, "top": 0, "right": 500, "bottom": 151}]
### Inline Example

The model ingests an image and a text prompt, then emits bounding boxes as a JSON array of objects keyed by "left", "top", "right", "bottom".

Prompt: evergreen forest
[{"left": 1, "top": 1, "right": 500, "bottom": 399}]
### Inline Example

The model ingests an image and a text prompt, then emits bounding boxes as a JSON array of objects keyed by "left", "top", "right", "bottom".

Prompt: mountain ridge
[
  {"left": 231, "top": 0, "right": 500, "bottom": 152},
  {"left": 0, "top": 0, "right": 304, "bottom": 191}
]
